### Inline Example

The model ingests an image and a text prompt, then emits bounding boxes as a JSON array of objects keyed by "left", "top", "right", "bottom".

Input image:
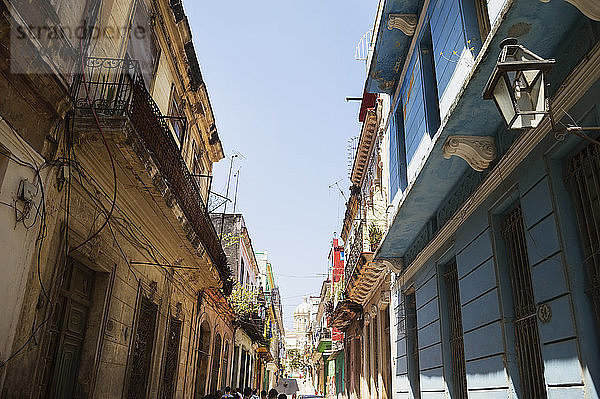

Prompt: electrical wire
[{"left": 70, "top": 0, "right": 118, "bottom": 255}]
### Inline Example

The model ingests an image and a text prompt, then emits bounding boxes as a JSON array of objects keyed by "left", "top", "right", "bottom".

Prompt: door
[{"left": 42, "top": 261, "right": 95, "bottom": 398}]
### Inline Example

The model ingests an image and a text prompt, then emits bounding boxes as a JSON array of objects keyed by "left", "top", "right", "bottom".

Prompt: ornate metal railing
[
  {"left": 73, "top": 57, "right": 232, "bottom": 293},
  {"left": 344, "top": 219, "right": 366, "bottom": 285},
  {"left": 73, "top": 57, "right": 143, "bottom": 115}
]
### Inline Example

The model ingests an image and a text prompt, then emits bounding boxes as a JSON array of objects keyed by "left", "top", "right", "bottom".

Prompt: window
[
  {"left": 405, "top": 292, "right": 420, "bottom": 399},
  {"left": 443, "top": 261, "right": 467, "bottom": 399},
  {"left": 223, "top": 341, "right": 230, "bottom": 387},
  {"left": 168, "top": 84, "right": 186, "bottom": 143},
  {"left": 127, "top": 296, "right": 158, "bottom": 399},
  {"left": 373, "top": 315, "right": 379, "bottom": 389},
  {"left": 210, "top": 333, "right": 222, "bottom": 393},
  {"left": 232, "top": 345, "right": 240, "bottom": 387},
  {"left": 160, "top": 317, "right": 182, "bottom": 399},
  {"left": 389, "top": 104, "right": 408, "bottom": 200},
  {"left": 502, "top": 206, "right": 547, "bottom": 398},
  {"left": 401, "top": 50, "right": 427, "bottom": 164},
  {"left": 240, "top": 259, "right": 245, "bottom": 285},
  {"left": 566, "top": 144, "right": 600, "bottom": 332},
  {"left": 419, "top": 23, "right": 441, "bottom": 137},
  {"left": 127, "top": 1, "right": 160, "bottom": 90},
  {"left": 195, "top": 322, "right": 211, "bottom": 398}
]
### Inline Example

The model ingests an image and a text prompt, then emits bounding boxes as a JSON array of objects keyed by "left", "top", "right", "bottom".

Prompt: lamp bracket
[{"left": 442, "top": 135, "right": 497, "bottom": 171}]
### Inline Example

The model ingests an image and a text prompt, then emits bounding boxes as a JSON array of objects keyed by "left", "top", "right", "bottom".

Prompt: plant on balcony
[
  {"left": 369, "top": 222, "right": 383, "bottom": 251},
  {"left": 228, "top": 282, "right": 259, "bottom": 318}
]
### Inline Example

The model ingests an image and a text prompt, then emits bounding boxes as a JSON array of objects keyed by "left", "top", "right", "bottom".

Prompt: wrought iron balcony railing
[
  {"left": 345, "top": 219, "right": 366, "bottom": 285},
  {"left": 344, "top": 218, "right": 386, "bottom": 287},
  {"left": 72, "top": 57, "right": 232, "bottom": 293}
]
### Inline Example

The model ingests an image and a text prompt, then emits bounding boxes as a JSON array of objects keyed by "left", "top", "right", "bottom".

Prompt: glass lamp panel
[
  {"left": 531, "top": 74, "right": 546, "bottom": 114},
  {"left": 493, "top": 75, "right": 516, "bottom": 126},
  {"left": 521, "top": 69, "right": 541, "bottom": 87}
]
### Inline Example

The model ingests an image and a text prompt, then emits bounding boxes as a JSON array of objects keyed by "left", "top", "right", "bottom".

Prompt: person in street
[
  {"left": 221, "top": 387, "right": 234, "bottom": 399},
  {"left": 260, "top": 390, "right": 267, "bottom": 399},
  {"left": 268, "top": 388, "right": 278, "bottom": 399},
  {"left": 277, "top": 394, "right": 287, "bottom": 399},
  {"left": 250, "top": 389, "right": 259, "bottom": 399},
  {"left": 236, "top": 388, "right": 244, "bottom": 399},
  {"left": 243, "top": 387, "right": 253, "bottom": 399}
]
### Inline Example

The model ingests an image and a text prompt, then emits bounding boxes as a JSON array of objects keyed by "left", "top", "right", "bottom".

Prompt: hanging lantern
[{"left": 483, "top": 38, "right": 555, "bottom": 129}]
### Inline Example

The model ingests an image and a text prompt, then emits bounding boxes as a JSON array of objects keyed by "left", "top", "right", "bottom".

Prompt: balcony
[
  {"left": 315, "top": 328, "right": 332, "bottom": 353},
  {"left": 72, "top": 57, "right": 231, "bottom": 292},
  {"left": 344, "top": 218, "right": 387, "bottom": 303}
]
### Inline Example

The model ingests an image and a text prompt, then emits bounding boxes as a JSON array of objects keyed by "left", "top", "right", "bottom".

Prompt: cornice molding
[
  {"left": 387, "top": 14, "right": 418, "bottom": 36},
  {"left": 442, "top": 135, "right": 497, "bottom": 171}
]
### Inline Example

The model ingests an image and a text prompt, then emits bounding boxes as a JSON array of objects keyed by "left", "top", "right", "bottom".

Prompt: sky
[{"left": 187, "top": 0, "right": 379, "bottom": 331}]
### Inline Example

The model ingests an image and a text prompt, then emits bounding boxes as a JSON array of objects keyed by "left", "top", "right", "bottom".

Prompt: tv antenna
[{"left": 328, "top": 178, "right": 347, "bottom": 202}]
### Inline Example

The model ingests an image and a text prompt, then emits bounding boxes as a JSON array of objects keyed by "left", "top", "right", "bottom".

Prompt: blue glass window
[
  {"left": 389, "top": 102, "right": 408, "bottom": 201},
  {"left": 431, "top": 0, "right": 484, "bottom": 99}
]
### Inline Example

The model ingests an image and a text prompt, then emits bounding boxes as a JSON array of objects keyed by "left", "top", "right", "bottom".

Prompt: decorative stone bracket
[
  {"left": 541, "top": 0, "right": 600, "bottom": 21},
  {"left": 379, "top": 290, "right": 391, "bottom": 307},
  {"left": 387, "top": 14, "right": 418, "bottom": 36},
  {"left": 377, "top": 257, "right": 404, "bottom": 274},
  {"left": 442, "top": 135, "right": 497, "bottom": 172}
]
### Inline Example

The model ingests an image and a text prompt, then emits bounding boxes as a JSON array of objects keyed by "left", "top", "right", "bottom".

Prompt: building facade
[
  {"left": 0, "top": 0, "right": 237, "bottom": 398},
  {"left": 256, "top": 251, "right": 286, "bottom": 390},
  {"left": 359, "top": 0, "right": 600, "bottom": 398},
  {"left": 211, "top": 214, "right": 271, "bottom": 392}
]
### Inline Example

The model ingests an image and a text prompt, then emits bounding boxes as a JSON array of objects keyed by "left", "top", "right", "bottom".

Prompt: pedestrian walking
[
  {"left": 277, "top": 394, "right": 287, "bottom": 399},
  {"left": 221, "top": 387, "right": 234, "bottom": 399},
  {"left": 268, "top": 388, "right": 278, "bottom": 399},
  {"left": 250, "top": 389, "right": 259, "bottom": 399},
  {"left": 243, "top": 387, "right": 253, "bottom": 399},
  {"left": 260, "top": 390, "right": 267, "bottom": 399}
]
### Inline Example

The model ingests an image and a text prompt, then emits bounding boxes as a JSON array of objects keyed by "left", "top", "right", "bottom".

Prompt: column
[
  {"left": 378, "top": 308, "right": 386, "bottom": 399},
  {"left": 361, "top": 316, "right": 370, "bottom": 399}
]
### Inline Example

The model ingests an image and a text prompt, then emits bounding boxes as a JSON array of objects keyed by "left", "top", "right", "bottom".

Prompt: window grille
[
  {"left": 567, "top": 144, "right": 600, "bottom": 332},
  {"left": 127, "top": 296, "right": 158, "bottom": 399},
  {"left": 405, "top": 292, "right": 421, "bottom": 399},
  {"left": 210, "top": 334, "right": 222, "bottom": 393},
  {"left": 373, "top": 316, "right": 379, "bottom": 389},
  {"left": 160, "top": 317, "right": 182, "bottom": 399},
  {"left": 443, "top": 261, "right": 467, "bottom": 399},
  {"left": 502, "top": 206, "right": 547, "bottom": 398},
  {"left": 354, "top": 336, "right": 361, "bottom": 393}
]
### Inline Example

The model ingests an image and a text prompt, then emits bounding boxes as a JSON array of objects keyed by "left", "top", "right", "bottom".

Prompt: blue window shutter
[
  {"left": 420, "top": 22, "right": 441, "bottom": 138},
  {"left": 389, "top": 110, "right": 400, "bottom": 201},
  {"left": 389, "top": 101, "right": 408, "bottom": 202},
  {"left": 396, "top": 105, "right": 408, "bottom": 192}
]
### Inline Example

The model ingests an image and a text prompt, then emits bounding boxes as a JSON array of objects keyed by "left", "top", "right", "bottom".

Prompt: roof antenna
[{"left": 329, "top": 178, "right": 347, "bottom": 202}]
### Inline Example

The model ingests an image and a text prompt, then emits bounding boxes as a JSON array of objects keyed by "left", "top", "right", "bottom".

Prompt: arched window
[
  {"left": 210, "top": 333, "right": 222, "bottom": 393},
  {"left": 194, "top": 321, "right": 211, "bottom": 398}
]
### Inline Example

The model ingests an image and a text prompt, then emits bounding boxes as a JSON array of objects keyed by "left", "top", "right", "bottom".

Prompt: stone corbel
[
  {"left": 378, "top": 257, "right": 404, "bottom": 274},
  {"left": 442, "top": 135, "right": 497, "bottom": 172},
  {"left": 379, "top": 290, "right": 391, "bottom": 307},
  {"left": 541, "top": 0, "right": 600, "bottom": 21},
  {"left": 387, "top": 14, "right": 418, "bottom": 36},
  {"left": 370, "top": 304, "right": 378, "bottom": 318}
]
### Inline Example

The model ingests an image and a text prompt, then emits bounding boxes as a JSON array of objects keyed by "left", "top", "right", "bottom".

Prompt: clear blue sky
[{"left": 187, "top": 0, "right": 379, "bottom": 330}]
